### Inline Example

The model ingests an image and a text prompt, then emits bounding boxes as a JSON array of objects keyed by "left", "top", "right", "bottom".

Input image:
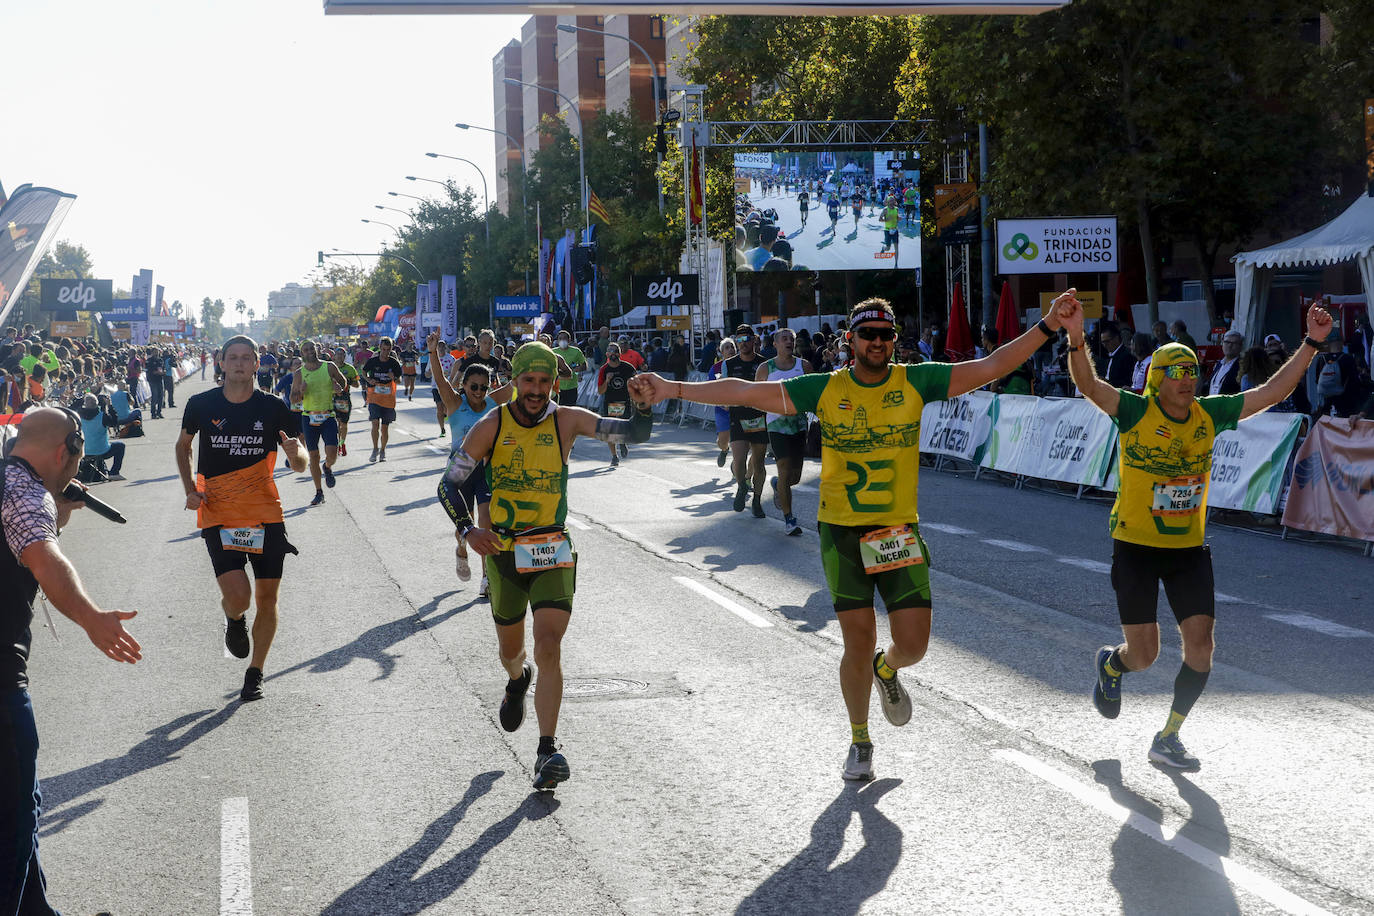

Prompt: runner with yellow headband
[{"left": 1061, "top": 297, "right": 1332, "bottom": 769}]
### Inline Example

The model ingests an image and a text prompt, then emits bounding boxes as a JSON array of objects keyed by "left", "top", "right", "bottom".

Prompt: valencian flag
[
  {"left": 0, "top": 182, "right": 78, "bottom": 327},
  {"left": 587, "top": 187, "right": 611, "bottom": 225}
]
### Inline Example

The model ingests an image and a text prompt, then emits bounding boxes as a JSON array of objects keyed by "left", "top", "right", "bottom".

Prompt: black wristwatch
[
  {"left": 1303, "top": 336, "right": 1324, "bottom": 350},
  {"left": 1035, "top": 318, "right": 1053, "bottom": 338}
]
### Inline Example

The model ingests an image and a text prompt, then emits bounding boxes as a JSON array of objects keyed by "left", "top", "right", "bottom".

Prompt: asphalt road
[{"left": 29, "top": 376, "right": 1374, "bottom": 915}]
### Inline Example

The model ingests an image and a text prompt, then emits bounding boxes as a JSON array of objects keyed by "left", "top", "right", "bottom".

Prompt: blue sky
[{"left": 3, "top": 0, "right": 524, "bottom": 321}]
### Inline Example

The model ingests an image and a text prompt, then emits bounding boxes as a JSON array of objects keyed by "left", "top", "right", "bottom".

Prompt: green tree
[
  {"left": 904, "top": 0, "right": 1340, "bottom": 325},
  {"left": 199, "top": 296, "right": 226, "bottom": 343}
]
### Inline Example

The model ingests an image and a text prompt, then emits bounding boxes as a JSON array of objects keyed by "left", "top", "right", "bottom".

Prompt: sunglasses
[
  {"left": 469, "top": 383, "right": 489, "bottom": 391},
  {"left": 853, "top": 326, "right": 897, "bottom": 342},
  {"left": 1161, "top": 364, "right": 1200, "bottom": 380}
]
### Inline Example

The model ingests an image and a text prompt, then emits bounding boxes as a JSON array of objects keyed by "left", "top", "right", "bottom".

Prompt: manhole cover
[{"left": 561, "top": 677, "right": 650, "bottom": 698}]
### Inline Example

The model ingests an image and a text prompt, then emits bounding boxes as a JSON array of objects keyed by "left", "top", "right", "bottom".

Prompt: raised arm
[
  {"left": 1059, "top": 294, "right": 1121, "bottom": 417},
  {"left": 427, "top": 331, "right": 463, "bottom": 413},
  {"left": 630, "top": 372, "right": 795, "bottom": 416},
  {"left": 947, "top": 290, "right": 1070, "bottom": 398},
  {"left": 1241, "top": 305, "right": 1332, "bottom": 420}
]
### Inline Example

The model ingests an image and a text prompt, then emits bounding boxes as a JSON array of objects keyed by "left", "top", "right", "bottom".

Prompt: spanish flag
[{"left": 588, "top": 187, "right": 612, "bottom": 225}]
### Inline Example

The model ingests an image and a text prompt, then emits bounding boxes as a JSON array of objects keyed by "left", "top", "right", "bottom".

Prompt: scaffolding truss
[{"left": 706, "top": 120, "right": 932, "bottom": 149}]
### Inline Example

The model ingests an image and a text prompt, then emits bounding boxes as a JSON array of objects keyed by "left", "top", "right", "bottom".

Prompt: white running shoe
[
  {"left": 842, "top": 743, "right": 874, "bottom": 781},
  {"left": 455, "top": 545, "right": 471, "bottom": 582},
  {"left": 478, "top": 574, "right": 490, "bottom": 598}
]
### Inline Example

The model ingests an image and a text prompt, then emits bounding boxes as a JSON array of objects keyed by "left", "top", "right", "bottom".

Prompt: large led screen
[{"left": 733, "top": 151, "right": 920, "bottom": 272}]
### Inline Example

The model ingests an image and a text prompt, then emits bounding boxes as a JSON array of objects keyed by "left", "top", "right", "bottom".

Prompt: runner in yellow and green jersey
[
  {"left": 290, "top": 340, "right": 349, "bottom": 506},
  {"left": 1063, "top": 294, "right": 1333, "bottom": 770},
  {"left": 436, "top": 341, "right": 654, "bottom": 791},
  {"left": 330, "top": 347, "right": 359, "bottom": 457},
  {"left": 631, "top": 295, "right": 1074, "bottom": 781}
]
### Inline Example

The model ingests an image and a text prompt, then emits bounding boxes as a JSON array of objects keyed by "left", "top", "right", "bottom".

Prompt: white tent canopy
[{"left": 1232, "top": 194, "right": 1374, "bottom": 345}]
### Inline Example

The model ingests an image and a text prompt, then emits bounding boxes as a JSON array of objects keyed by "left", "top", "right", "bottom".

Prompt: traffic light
[
  {"left": 656, "top": 122, "right": 667, "bottom": 158},
  {"left": 317, "top": 251, "right": 325, "bottom": 267},
  {"left": 571, "top": 244, "right": 597, "bottom": 285}
]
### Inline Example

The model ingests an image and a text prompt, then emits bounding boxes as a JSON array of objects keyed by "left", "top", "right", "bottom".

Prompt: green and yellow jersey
[
  {"left": 552, "top": 345, "right": 586, "bottom": 392},
  {"left": 783, "top": 364, "right": 951, "bottom": 527},
  {"left": 1109, "top": 390, "right": 1243, "bottom": 548},
  {"left": 300, "top": 363, "right": 335, "bottom": 415},
  {"left": 486, "top": 404, "right": 569, "bottom": 544}
]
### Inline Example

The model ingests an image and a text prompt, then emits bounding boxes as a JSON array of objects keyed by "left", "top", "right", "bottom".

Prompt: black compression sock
[
  {"left": 1171, "top": 662, "right": 1211, "bottom": 719},
  {"left": 537, "top": 735, "right": 557, "bottom": 755}
]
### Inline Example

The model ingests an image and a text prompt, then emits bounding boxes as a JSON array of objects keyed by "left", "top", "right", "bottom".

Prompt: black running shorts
[
  {"left": 768, "top": 430, "right": 807, "bottom": 461},
  {"left": 1110, "top": 540, "right": 1215, "bottom": 627},
  {"left": 203, "top": 523, "right": 298, "bottom": 580}
]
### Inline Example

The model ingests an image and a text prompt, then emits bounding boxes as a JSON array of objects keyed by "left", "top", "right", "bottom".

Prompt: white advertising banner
[
  {"left": 148, "top": 315, "right": 178, "bottom": 331},
  {"left": 1207, "top": 412, "right": 1304, "bottom": 514},
  {"left": 996, "top": 216, "right": 1118, "bottom": 275},
  {"left": 920, "top": 391, "right": 995, "bottom": 462},
  {"left": 979, "top": 394, "right": 1041, "bottom": 475},
  {"left": 980, "top": 395, "right": 1116, "bottom": 486},
  {"left": 130, "top": 269, "right": 153, "bottom": 345},
  {"left": 1018, "top": 397, "right": 1117, "bottom": 487}
]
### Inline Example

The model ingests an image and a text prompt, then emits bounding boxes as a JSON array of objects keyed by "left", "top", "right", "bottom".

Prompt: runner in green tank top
[
  {"left": 436, "top": 337, "right": 654, "bottom": 791},
  {"left": 290, "top": 340, "right": 350, "bottom": 506}
]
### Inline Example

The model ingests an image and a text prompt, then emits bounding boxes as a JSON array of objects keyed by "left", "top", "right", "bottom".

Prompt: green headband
[{"left": 511, "top": 341, "right": 558, "bottom": 379}]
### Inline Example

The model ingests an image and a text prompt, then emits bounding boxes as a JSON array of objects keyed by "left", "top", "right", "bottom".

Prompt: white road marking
[
  {"left": 1215, "top": 592, "right": 1244, "bottom": 604},
  {"left": 672, "top": 576, "right": 773, "bottom": 628},
  {"left": 1057, "top": 557, "right": 1112, "bottom": 573},
  {"left": 221, "top": 797, "right": 253, "bottom": 916},
  {"left": 565, "top": 516, "right": 591, "bottom": 531},
  {"left": 393, "top": 426, "right": 449, "bottom": 455},
  {"left": 1264, "top": 613, "right": 1374, "bottom": 639},
  {"left": 922, "top": 523, "right": 975, "bottom": 536},
  {"left": 994, "top": 749, "right": 1335, "bottom": 916},
  {"left": 982, "top": 538, "right": 1049, "bottom": 553}
]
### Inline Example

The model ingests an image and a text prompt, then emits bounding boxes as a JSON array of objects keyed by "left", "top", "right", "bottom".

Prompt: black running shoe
[
  {"left": 733, "top": 485, "right": 747, "bottom": 512},
  {"left": 533, "top": 751, "right": 570, "bottom": 790},
  {"left": 224, "top": 616, "right": 250, "bottom": 659},
  {"left": 717, "top": 449, "right": 728, "bottom": 467},
  {"left": 323, "top": 464, "right": 335, "bottom": 488},
  {"left": 618, "top": 443, "right": 628, "bottom": 458},
  {"left": 751, "top": 498, "right": 765, "bottom": 519},
  {"left": 241, "top": 666, "right": 264, "bottom": 702},
  {"left": 500, "top": 664, "right": 533, "bottom": 732},
  {"left": 1093, "top": 646, "right": 1122, "bottom": 719},
  {"left": 310, "top": 490, "right": 325, "bottom": 507}
]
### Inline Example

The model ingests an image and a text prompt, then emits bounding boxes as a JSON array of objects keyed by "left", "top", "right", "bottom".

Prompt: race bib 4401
[{"left": 859, "top": 525, "right": 924, "bottom": 574}]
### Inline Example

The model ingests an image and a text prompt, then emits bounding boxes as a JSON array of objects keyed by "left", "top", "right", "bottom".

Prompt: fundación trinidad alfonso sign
[{"left": 325, "top": 0, "right": 1066, "bottom": 16}]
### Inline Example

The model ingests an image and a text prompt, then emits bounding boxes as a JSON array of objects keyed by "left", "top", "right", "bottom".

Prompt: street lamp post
[
  {"left": 360, "top": 217, "right": 397, "bottom": 232},
  {"left": 457, "top": 122, "right": 530, "bottom": 295},
  {"left": 387, "top": 190, "right": 426, "bottom": 204},
  {"left": 422, "top": 153, "right": 490, "bottom": 246},
  {"left": 374, "top": 204, "right": 410, "bottom": 217},
  {"left": 503, "top": 77, "right": 588, "bottom": 235},
  {"left": 557, "top": 21, "right": 663, "bottom": 215}
]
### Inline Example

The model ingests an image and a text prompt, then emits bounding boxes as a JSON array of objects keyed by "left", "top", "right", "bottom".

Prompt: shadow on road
[
  {"left": 385, "top": 495, "right": 438, "bottom": 516},
  {"left": 736, "top": 777, "right": 903, "bottom": 916},
  {"left": 39, "top": 702, "right": 241, "bottom": 836},
  {"left": 127, "top": 474, "right": 178, "bottom": 487},
  {"left": 321, "top": 772, "right": 559, "bottom": 916},
  {"left": 389, "top": 467, "right": 443, "bottom": 482},
  {"left": 1092, "top": 759, "right": 1239, "bottom": 915},
  {"left": 263, "top": 589, "right": 468, "bottom": 685},
  {"left": 775, "top": 589, "right": 835, "bottom": 633}
]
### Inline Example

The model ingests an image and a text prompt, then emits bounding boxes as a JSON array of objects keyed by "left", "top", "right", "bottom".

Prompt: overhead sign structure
[
  {"left": 40, "top": 278, "right": 112, "bottom": 312},
  {"left": 325, "top": 0, "right": 1067, "bottom": 14},
  {"left": 996, "top": 217, "right": 1119, "bottom": 275},
  {"left": 934, "top": 183, "right": 979, "bottom": 246}
]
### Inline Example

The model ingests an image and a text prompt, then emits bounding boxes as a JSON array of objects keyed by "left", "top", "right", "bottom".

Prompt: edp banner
[
  {"left": 920, "top": 391, "right": 994, "bottom": 462},
  {"left": 440, "top": 274, "right": 458, "bottom": 341},
  {"left": 40, "top": 278, "right": 111, "bottom": 311},
  {"left": 1281, "top": 417, "right": 1374, "bottom": 543},
  {"left": 1208, "top": 412, "right": 1304, "bottom": 514}
]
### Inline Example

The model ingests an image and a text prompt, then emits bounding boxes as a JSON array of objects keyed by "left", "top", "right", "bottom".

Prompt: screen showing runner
[{"left": 733, "top": 149, "right": 920, "bottom": 272}]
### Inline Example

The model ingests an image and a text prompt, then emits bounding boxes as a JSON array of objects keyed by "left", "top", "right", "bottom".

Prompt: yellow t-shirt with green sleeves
[
  {"left": 783, "top": 363, "right": 952, "bottom": 528},
  {"left": 485, "top": 404, "right": 569, "bottom": 546},
  {"left": 1109, "top": 390, "right": 1244, "bottom": 548}
]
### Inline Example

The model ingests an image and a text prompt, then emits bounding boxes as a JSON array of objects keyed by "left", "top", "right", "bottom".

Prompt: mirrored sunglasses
[{"left": 1161, "top": 363, "right": 1199, "bottom": 380}]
